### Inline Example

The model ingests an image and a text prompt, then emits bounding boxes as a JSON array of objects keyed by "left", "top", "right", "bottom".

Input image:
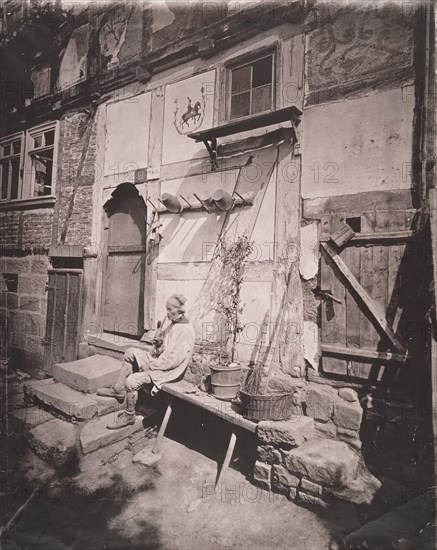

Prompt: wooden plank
[
  {"left": 65, "top": 272, "right": 82, "bottom": 362},
  {"left": 357, "top": 210, "right": 377, "bottom": 378},
  {"left": 303, "top": 190, "right": 416, "bottom": 219},
  {"left": 43, "top": 271, "right": 57, "bottom": 374},
  {"left": 321, "top": 215, "right": 347, "bottom": 375},
  {"left": 52, "top": 272, "right": 67, "bottom": 365},
  {"left": 271, "top": 140, "right": 304, "bottom": 376},
  {"left": 157, "top": 261, "right": 274, "bottom": 282},
  {"left": 108, "top": 244, "right": 147, "bottom": 254},
  {"left": 160, "top": 149, "right": 256, "bottom": 182},
  {"left": 162, "top": 380, "right": 257, "bottom": 433},
  {"left": 321, "top": 242, "right": 406, "bottom": 353},
  {"left": 387, "top": 211, "right": 407, "bottom": 331},
  {"left": 280, "top": 34, "right": 304, "bottom": 110},
  {"left": 371, "top": 210, "right": 390, "bottom": 382},
  {"left": 147, "top": 85, "right": 165, "bottom": 171},
  {"left": 215, "top": 430, "right": 237, "bottom": 489},
  {"left": 319, "top": 230, "right": 417, "bottom": 243},
  {"left": 188, "top": 106, "right": 302, "bottom": 141},
  {"left": 345, "top": 244, "right": 361, "bottom": 376},
  {"left": 321, "top": 344, "right": 408, "bottom": 365}
]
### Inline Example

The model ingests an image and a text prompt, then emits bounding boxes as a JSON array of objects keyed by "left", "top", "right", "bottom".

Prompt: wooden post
[
  {"left": 145, "top": 86, "right": 165, "bottom": 330},
  {"left": 153, "top": 399, "right": 173, "bottom": 454},
  {"left": 215, "top": 430, "right": 237, "bottom": 489},
  {"left": 428, "top": 188, "right": 437, "bottom": 546},
  {"left": 271, "top": 141, "right": 304, "bottom": 378}
]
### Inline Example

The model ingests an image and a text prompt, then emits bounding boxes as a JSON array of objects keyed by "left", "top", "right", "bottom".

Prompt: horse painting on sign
[
  {"left": 173, "top": 87, "right": 206, "bottom": 135},
  {"left": 181, "top": 98, "right": 202, "bottom": 128},
  {"left": 163, "top": 70, "right": 215, "bottom": 164}
]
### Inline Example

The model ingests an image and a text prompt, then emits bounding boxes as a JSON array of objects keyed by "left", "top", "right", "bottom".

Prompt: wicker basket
[{"left": 239, "top": 390, "right": 294, "bottom": 422}]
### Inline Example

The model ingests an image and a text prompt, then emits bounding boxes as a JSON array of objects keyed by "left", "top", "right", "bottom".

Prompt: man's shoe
[
  {"left": 106, "top": 411, "right": 136, "bottom": 430},
  {"left": 96, "top": 386, "right": 125, "bottom": 400}
]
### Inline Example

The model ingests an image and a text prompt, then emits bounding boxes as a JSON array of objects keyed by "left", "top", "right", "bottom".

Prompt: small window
[{"left": 228, "top": 53, "right": 274, "bottom": 120}]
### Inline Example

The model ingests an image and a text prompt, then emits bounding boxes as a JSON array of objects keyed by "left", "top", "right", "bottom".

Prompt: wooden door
[
  {"left": 102, "top": 183, "right": 147, "bottom": 337},
  {"left": 43, "top": 269, "right": 83, "bottom": 374},
  {"left": 320, "top": 210, "right": 421, "bottom": 381}
]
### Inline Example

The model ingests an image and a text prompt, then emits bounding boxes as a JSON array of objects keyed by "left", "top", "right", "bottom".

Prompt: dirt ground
[{"left": 0, "top": 399, "right": 364, "bottom": 550}]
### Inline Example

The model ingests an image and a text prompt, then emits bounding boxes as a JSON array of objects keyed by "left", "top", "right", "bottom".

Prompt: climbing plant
[{"left": 214, "top": 234, "right": 254, "bottom": 363}]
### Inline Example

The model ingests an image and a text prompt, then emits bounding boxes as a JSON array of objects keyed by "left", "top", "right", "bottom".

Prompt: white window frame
[
  {"left": 0, "top": 121, "right": 59, "bottom": 205},
  {"left": 0, "top": 132, "right": 24, "bottom": 201},
  {"left": 23, "top": 120, "right": 59, "bottom": 200},
  {"left": 226, "top": 49, "right": 276, "bottom": 122}
]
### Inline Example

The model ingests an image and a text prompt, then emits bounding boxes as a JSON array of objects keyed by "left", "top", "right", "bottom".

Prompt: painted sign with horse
[{"left": 162, "top": 70, "right": 216, "bottom": 165}]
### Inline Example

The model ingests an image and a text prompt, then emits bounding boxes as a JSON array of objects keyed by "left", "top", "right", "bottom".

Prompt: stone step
[
  {"left": 80, "top": 412, "right": 144, "bottom": 454},
  {"left": 27, "top": 417, "right": 78, "bottom": 468},
  {"left": 53, "top": 355, "right": 122, "bottom": 393},
  {"left": 8, "top": 405, "right": 57, "bottom": 434},
  {"left": 24, "top": 378, "right": 122, "bottom": 421},
  {"left": 283, "top": 438, "right": 360, "bottom": 490},
  {"left": 256, "top": 415, "right": 316, "bottom": 447}
]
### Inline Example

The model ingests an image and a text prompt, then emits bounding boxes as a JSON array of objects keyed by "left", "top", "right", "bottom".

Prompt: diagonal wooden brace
[{"left": 321, "top": 242, "right": 407, "bottom": 354}]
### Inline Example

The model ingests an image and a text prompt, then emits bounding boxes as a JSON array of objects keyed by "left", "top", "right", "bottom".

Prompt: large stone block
[
  {"left": 8, "top": 406, "right": 56, "bottom": 433},
  {"left": 24, "top": 379, "right": 122, "bottom": 420},
  {"left": 305, "top": 384, "right": 336, "bottom": 422},
  {"left": 253, "top": 461, "right": 271, "bottom": 491},
  {"left": 257, "top": 445, "right": 281, "bottom": 465},
  {"left": 283, "top": 439, "right": 360, "bottom": 488},
  {"left": 257, "top": 416, "right": 315, "bottom": 447},
  {"left": 53, "top": 355, "right": 122, "bottom": 393},
  {"left": 80, "top": 413, "right": 143, "bottom": 454},
  {"left": 272, "top": 464, "right": 300, "bottom": 495},
  {"left": 2, "top": 257, "right": 29, "bottom": 274},
  {"left": 333, "top": 399, "right": 363, "bottom": 431},
  {"left": 27, "top": 418, "right": 78, "bottom": 468}
]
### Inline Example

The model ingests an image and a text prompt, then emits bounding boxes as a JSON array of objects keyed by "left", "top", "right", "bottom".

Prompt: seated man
[{"left": 98, "top": 294, "right": 195, "bottom": 429}]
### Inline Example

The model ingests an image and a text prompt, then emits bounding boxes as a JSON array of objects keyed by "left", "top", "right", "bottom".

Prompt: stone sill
[{"left": 0, "top": 196, "right": 56, "bottom": 211}]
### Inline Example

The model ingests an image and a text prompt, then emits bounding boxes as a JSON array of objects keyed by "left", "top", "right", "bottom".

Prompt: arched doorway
[{"left": 102, "top": 182, "right": 147, "bottom": 337}]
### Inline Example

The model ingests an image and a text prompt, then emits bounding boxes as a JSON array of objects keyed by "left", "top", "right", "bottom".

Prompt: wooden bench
[{"left": 152, "top": 380, "right": 257, "bottom": 488}]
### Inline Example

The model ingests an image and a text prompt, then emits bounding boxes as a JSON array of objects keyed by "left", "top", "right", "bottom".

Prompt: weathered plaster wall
[
  {"left": 104, "top": 93, "right": 151, "bottom": 181},
  {"left": 57, "top": 24, "right": 89, "bottom": 90},
  {"left": 301, "top": 87, "right": 415, "bottom": 199},
  {"left": 305, "top": 3, "right": 414, "bottom": 105}
]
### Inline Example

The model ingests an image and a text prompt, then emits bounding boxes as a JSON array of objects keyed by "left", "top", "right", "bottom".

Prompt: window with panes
[
  {"left": 0, "top": 134, "right": 23, "bottom": 200},
  {"left": 25, "top": 124, "right": 57, "bottom": 197},
  {"left": 0, "top": 121, "right": 58, "bottom": 201},
  {"left": 228, "top": 53, "right": 275, "bottom": 120}
]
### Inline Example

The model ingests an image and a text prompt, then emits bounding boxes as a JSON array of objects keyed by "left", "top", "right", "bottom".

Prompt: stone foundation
[
  {"left": 304, "top": 383, "right": 363, "bottom": 450},
  {"left": 252, "top": 383, "right": 382, "bottom": 508}
]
